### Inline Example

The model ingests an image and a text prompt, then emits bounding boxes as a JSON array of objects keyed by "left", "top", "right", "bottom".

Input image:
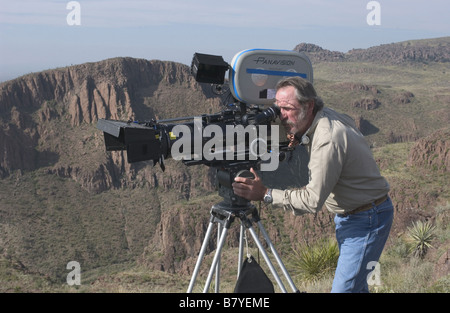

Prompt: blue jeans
[{"left": 331, "top": 196, "right": 394, "bottom": 293}]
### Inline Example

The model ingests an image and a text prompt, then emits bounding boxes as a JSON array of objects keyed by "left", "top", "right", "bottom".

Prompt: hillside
[
  {"left": 295, "top": 36, "right": 450, "bottom": 64},
  {"left": 0, "top": 58, "right": 221, "bottom": 282},
  {"left": 0, "top": 37, "right": 449, "bottom": 292}
]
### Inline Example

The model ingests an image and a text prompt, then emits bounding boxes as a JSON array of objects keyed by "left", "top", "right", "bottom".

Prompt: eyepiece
[{"left": 251, "top": 106, "right": 280, "bottom": 125}]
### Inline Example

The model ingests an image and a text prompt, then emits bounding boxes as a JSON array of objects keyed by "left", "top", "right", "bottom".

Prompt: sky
[{"left": 0, "top": 0, "right": 449, "bottom": 82}]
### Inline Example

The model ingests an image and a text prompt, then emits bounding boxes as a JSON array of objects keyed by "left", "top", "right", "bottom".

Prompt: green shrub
[
  {"left": 289, "top": 239, "right": 339, "bottom": 282},
  {"left": 407, "top": 220, "right": 436, "bottom": 259}
]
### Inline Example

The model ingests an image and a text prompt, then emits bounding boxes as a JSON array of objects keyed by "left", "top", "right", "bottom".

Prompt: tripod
[{"left": 187, "top": 200, "right": 299, "bottom": 293}]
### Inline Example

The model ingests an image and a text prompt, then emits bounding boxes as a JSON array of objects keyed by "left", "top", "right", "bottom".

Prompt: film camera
[{"left": 97, "top": 49, "right": 313, "bottom": 206}]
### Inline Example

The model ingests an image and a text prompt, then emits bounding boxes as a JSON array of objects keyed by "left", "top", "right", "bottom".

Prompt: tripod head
[{"left": 215, "top": 161, "right": 257, "bottom": 209}]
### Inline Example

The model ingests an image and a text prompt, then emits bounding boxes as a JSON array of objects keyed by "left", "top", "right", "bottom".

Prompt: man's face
[{"left": 276, "top": 86, "right": 311, "bottom": 136}]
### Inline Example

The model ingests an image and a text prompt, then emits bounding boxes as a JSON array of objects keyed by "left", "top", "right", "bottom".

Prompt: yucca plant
[
  {"left": 407, "top": 220, "right": 436, "bottom": 259},
  {"left": 289, "top": 239, "right": 339, "bottom": 282}
]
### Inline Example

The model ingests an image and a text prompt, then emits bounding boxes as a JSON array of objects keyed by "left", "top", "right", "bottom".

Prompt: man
[{"left": 232, "top": 77, "right": 394, "bottom": 293}]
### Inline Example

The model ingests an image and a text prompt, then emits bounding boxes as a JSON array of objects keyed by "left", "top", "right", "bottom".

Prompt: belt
[{"left": 341, "top": 195, "right": 388, "bottom": 217}]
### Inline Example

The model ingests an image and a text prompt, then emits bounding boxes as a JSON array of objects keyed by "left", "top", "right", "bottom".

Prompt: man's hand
[{"left": 232, "top": 168, "right": 267, "bottom": 201}]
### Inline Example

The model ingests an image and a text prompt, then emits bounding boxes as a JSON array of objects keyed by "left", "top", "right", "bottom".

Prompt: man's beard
[{"left": 282, "top": 106, "right": 307, "bottom": 136}]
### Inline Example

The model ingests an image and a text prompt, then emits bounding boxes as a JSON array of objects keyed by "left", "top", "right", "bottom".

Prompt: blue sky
[{"left": 0, "top": 0, "right": 449, "bottom": 82}]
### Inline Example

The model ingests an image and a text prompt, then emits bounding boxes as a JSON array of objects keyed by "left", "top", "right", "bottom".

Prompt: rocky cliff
[
  {"left": 0, "top": 57, "right": 218, "bottom": 192},
  {"left": 0, "top": 57, "right": 221, "bottom": 279},
  {"left": 408, "top": 128, "right": 450, "bottom": 173}
]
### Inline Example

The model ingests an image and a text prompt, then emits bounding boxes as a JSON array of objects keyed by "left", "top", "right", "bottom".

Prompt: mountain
[
  {"left": 0, "top": 57, "right": 221, "bottom": 282},
  {"left": 0, "top": 38, "right": 449, "bottom": 291},
  {"left": 0, "top": 58, "right": 219, "bottom": 188},
  {"left": 294, "top": 36, "right": 450, "bottom": 64}
]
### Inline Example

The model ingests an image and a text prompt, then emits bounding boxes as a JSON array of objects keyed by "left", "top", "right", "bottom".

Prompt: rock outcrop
[
  {"left": 408, "top": 128, "right": 450, "bottom": 172},
  {"left": 0, "top": 57, "right": 216, "bottom": 193}
]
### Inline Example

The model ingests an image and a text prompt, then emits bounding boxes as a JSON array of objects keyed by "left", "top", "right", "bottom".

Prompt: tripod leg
[
  {"left": 187, "top": 218, "right": 215, "bottom": 293},
  {"left": 203, "top": 226, "right": 229, "bottom": 293},
  {"left": 257, "top": 221, "right": 299, "bottom": 293},
  {"left": 237, "top": 223, "right": 245, "bottom": 278},
  {"left": 247, "top": 226, "right": 288, "bottom": 293},
  {"left": 215, "top": 223, "right": 222, "bottom": 293}
]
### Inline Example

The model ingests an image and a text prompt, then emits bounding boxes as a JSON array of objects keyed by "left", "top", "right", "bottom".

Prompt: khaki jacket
[{"left": 272, "top": 107, "right": 390, "bottom": 215}]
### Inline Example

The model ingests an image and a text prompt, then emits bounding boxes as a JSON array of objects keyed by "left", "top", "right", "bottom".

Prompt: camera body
[{"left": 97, "top": 49, "right": 313, "bottom": 207}]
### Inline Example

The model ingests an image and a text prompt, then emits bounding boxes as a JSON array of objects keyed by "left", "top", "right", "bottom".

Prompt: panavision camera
[{"left": 97, "top": 49, "right": 313, "bottom": 173}]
